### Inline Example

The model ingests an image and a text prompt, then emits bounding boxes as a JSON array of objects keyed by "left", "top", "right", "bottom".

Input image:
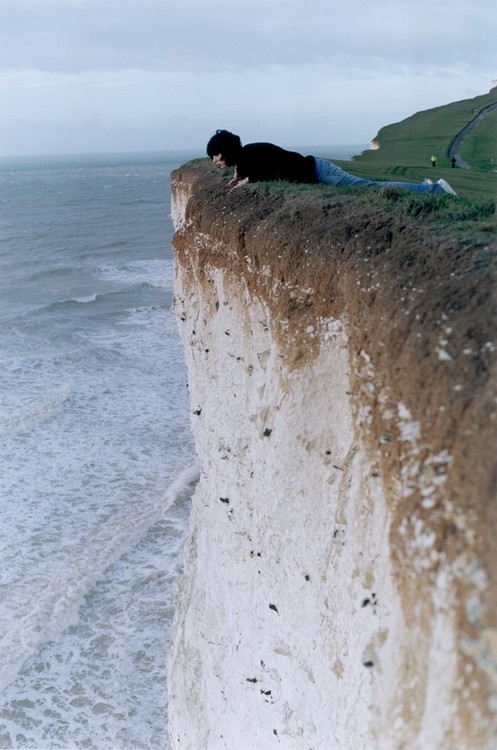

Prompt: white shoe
[
  {"left": 423, "top": 178, "right": 433, "bottom": 185},
  {"left": 436, "top": 178, "right": 458, "bottom": 196}
]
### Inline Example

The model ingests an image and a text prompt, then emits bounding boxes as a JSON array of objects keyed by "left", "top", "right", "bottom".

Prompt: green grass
[
  {"left": 461, "top": 109, "right": 497, "bottom": 171},
  {"left": 337, "top": 88, "right": 497, "bottom": 200},
  {"left": 360, "top": 189, "right": 496, "bottom": 232},
  {"left": 253, "top": 178, "right": 496, "bottom": 247},
  {"left": 332, "top": 159, "right": 497, "bottom": 201}
]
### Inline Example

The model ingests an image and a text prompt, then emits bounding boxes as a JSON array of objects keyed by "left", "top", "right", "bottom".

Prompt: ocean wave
[
  {"left": 97, "top": 259, "right": 173, "bottom": 289},
  {"left": 71, "top": 293, "right": 99, "bottom": 304},
  {"left": 0, "top": 459, "right": 199, "bottom": 694},
  {"left": 119, "top": 197, "right": 162, "bottom": 205},
  {"left": 0, "top": 384, "right": 71, "bottom": 438},
  {"left": 41, "top": 282, "right": 170, "bottom": 313},
  {"left": 162, "top": 459, "right": 200, "bottom": 511},
  {"left": 44, "top": 291, "right": 114, "bottom": 311}
]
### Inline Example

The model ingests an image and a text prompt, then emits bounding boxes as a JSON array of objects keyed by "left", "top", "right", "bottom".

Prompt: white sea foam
[
  {"left": 72, "top": 293, "right": 99, "bottom": 303},
  {"left": 0, "top": 460, "right": 199, "bottom": 695},
  {"left": 0, "top": 383, "right": 71, "bottom": 438},
  {"left": 0, "top": 460, "right": 198, "bottom": 749},
  {"left": 0, "top": 152, "right": 195, "bottom": 748},
  {"left": 97, "top": 258, "right": 172, "bottom": 289}
]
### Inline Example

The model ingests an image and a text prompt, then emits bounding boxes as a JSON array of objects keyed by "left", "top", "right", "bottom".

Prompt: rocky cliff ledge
[{"left": 168, "top": 161, "right": 497, "bottom": 750}]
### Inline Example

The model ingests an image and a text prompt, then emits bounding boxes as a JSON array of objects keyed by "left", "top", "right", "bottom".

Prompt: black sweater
[{"left": 235, "top": 143, "right": 316, "bottom": 183}]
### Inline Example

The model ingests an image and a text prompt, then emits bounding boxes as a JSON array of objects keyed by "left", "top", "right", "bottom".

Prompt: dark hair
[{"left": 206, "top": 130, "right": 242, "bottom": 166}]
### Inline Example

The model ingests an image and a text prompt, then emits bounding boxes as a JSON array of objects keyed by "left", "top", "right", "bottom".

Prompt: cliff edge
[{"left": 168, "top": 160, "right": 497, "bottom": 749}]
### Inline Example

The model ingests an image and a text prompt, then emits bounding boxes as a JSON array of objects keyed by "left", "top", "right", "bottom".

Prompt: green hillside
[
  {"left": 461, "top": 108, "right": 497, "bottom": 171},
  {"left": 335, "top": 88, "right": 497, "bottom": 199}
]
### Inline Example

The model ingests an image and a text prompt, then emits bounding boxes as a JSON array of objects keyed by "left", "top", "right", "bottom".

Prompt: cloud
[
  {"left": 0, "top": 0, "right": 495, "bottom": 155},
  {"left": 0, "top": 0, "right": 495, "bottom": 75}
]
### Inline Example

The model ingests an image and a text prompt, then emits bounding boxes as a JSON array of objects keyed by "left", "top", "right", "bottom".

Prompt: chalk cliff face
[{"left": 168, "top": 161, "right": 497, "bottom": 750}]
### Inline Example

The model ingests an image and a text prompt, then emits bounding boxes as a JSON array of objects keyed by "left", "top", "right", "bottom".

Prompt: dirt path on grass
[{"left": 449, "top": 101, "right": 497, "bottom": 169}]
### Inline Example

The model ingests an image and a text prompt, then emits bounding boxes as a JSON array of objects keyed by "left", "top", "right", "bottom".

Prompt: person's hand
[{"left": 227, "top": 177, "right": 249, "bottom": 193}]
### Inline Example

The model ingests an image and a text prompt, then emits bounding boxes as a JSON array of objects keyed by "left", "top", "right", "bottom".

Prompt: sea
[{"left": 0, "top": 144, "right": 366, "bottom": 750}]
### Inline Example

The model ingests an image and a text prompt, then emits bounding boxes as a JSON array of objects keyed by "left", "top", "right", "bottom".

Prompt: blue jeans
[{"left": 314, "top": 158, "right": 444, "bottom": 195}]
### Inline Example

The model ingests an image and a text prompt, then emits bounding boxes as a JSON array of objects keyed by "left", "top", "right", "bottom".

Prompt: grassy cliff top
[{"left": 336, "top": 88, "right": 497, "bottom": 200}]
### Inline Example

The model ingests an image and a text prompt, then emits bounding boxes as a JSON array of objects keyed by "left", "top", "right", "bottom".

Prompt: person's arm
[
  {"left": 227, "top": 177, "right": 249, "bottom": 192},
  {"left": 226, "top": 166, "right": 249, "bottom": 192}
]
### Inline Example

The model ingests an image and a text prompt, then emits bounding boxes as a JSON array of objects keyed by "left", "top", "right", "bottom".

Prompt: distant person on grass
[{"left": 207, "top": 130, "right": 457, "bottom": 196}]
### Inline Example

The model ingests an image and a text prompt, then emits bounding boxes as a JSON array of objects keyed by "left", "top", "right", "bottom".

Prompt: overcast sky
[{"left": 0, "top": 0, "right": 495, "bottom": 156}]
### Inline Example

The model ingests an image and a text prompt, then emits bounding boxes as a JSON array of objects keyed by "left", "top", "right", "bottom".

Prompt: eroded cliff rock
[{"left": 168, "top": 161, "right": 497, "bottom": 749}]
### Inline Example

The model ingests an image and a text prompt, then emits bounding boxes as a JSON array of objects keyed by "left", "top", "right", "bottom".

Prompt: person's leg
[
  {"left": 314, "top": 158, "right": 377, "bottom": 187},
  {"left": 314, "top": 158, "right": 453, "bottom": 195}
]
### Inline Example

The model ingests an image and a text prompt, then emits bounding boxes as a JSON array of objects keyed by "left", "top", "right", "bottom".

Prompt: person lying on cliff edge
[{"left": 206, "top": 129, "right": 458, "bottom": 197}]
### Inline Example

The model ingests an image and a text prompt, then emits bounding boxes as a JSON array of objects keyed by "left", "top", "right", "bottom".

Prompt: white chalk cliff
[{"left": 167, "top": 162, "right": 497, "bottom": 749}]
